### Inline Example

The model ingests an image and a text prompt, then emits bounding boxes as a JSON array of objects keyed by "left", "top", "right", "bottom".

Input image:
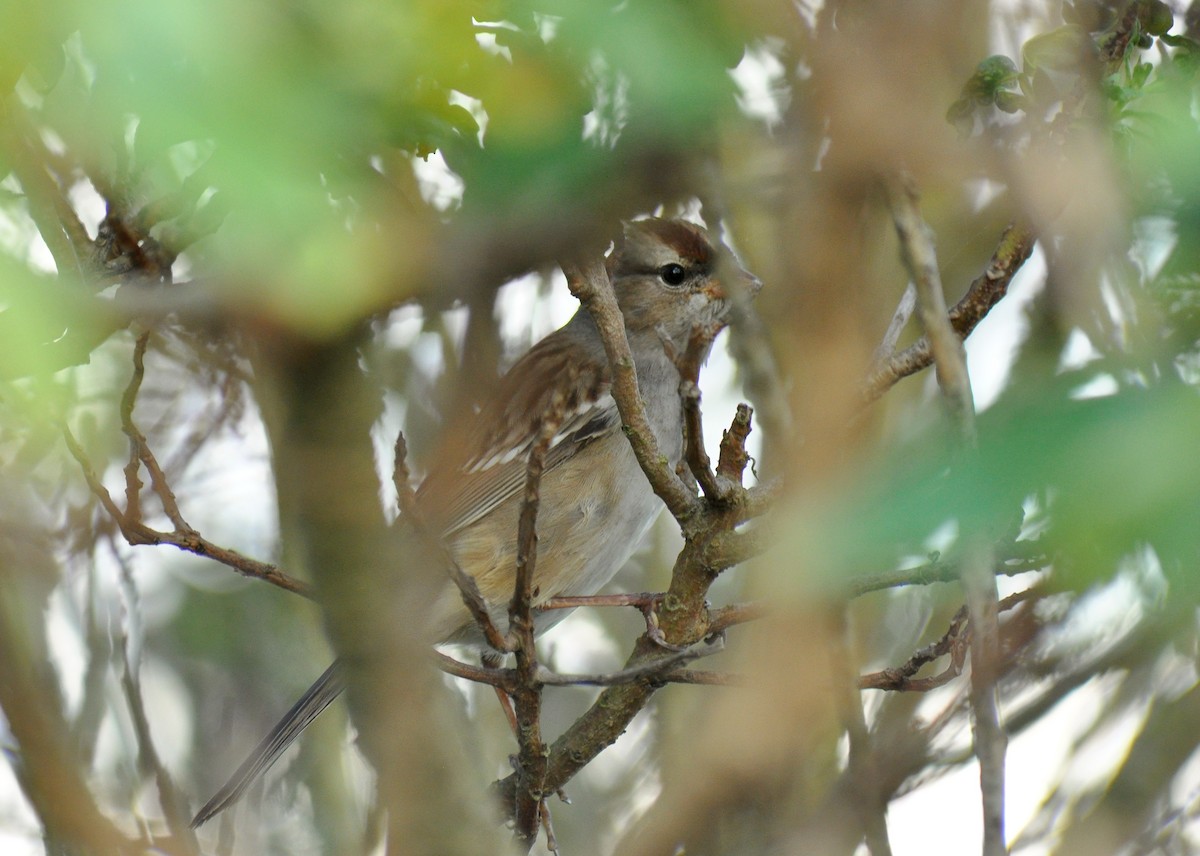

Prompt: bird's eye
[{"left": 658, "top": 263, "right": 687, "bottom": 286}]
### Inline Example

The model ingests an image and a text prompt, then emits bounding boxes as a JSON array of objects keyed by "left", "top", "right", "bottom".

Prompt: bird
[{"left": 191, "top": 217, "right": 761, "bottom": 827}]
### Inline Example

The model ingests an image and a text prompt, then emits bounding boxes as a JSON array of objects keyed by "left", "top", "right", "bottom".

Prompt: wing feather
[{"left": 417, "top": 330, "right": 617, "bottom": 538}]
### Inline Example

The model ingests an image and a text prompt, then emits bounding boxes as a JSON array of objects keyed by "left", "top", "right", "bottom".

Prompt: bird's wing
[{"left": 417, "top": 331, "right": 618, "bottom": 538}]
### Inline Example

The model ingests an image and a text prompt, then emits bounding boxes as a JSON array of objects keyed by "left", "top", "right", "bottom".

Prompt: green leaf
[
  {"left": 962, "top": 55, "right": 1020, "bottom": 105},
  {"left": 1160, "top": 34, "right": 1200, "bottom": 50},
  {"left": 995, "top": 90, "right": 1025, "bottom": 114},
  {"left": 1131, "top": 61, "right": 1154, "bottom": 88},
  {"left": 1023, "top": 25, "right": 1093, "bottom": 72},
  {"left": 1142, "top": 0, "right": 1174, "bottom": 37}
]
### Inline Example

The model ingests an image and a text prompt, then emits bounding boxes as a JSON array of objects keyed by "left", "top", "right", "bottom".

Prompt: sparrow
[{"left": 191, "top": 217, "right": 761, "bottom": 826}]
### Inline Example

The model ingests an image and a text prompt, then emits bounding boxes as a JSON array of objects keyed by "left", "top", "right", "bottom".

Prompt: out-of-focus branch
[
  {"left": 60, "top": 345, "right": 314, "bottom": 598},
  {"left": 0, "top": 98, "right": 87, "bottom": 278},
  {"left": 886, "top": 174, "right": 1006, "bottom": 856},
  {"left": 961, "top": 544, "right": 1007, "bottom": 856},
  {"left": 886, "top": 175, "right": 976, "bottom": 432},
  {"left": 843, "top": 549, "right": 1049, "bottom": 599},
  {"left": 269, "top": 331, "right": 499, "bottom": 853},
  {"left": 872, "top": 283, "right": 917, "bottom": 364},
  {"left": 858, "top": 607, "right": 969, "bottom": 692},
  {"left": 863, "top": 221, "right": 1036, "bottom": 403},
  {"left": 0, "top": 572, "right": 137, "bottom": 854},
  {"left": 119, "top": 636, "right": 198, "bottom": 853},
  {"left": 828, "top": 608, "right": 894, "bottom": 856}
]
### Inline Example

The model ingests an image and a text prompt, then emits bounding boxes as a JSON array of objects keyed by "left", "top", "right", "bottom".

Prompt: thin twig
[
  {"left": 535, "top": 635, "right": 726, "bottom": 686},
  {"left": 665, "top": 323, "right": 726, "bottom": 500},
  {"left": 61, "top": 423, "right": 313, "bottom": 598},
  {"left": 871, "top": 283, "right": 917, "bottom": 366},
  {"left": 120, "top": 332, "right": 193, "bottom": 533},
  {"left": 858, "top": 607, "right": 969, "bottom": 692},
  {"left": 843, "top": 551, "right": 1049, "bottom": 599},
  {"left": 863, "top": 221, "right": 1036, "bottom": 403},
  {"left": 509, "top": 390, "right": 567, "bottom": 850},
  {"left": 119, "top": 636, "right": 198, "bottom": 853}
]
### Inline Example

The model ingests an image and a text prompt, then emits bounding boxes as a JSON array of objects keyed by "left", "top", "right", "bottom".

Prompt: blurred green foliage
[{"left": 0, "top": 0, "right": 754, "bottom": 348}]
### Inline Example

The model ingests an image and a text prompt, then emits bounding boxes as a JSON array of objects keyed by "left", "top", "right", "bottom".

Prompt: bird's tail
[{"left": 190, "top": 660, "right": 346, "bottom": 827}]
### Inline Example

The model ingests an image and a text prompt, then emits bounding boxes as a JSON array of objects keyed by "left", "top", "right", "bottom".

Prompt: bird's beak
[
  {"left": 705, "top": 264, "right": 762, "bottom": 301},
  {"left": 739, "top": 267, "right": 764, "bottom": 296}
]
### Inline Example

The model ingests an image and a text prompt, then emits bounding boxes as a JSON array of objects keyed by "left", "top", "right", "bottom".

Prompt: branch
[
  {"left": 886, "top": 174, "right": 1006, "bottom": 856},
  {"left": 61, "top": 414, "right": 312, "bottom": 599},
  {"left": 664, "top": 322, "right": 728, "bottom": 500},
  {"left": 828, "top": 608, "right": 894, "bottom": 856},
  {"left": 863, "top": 221, "right": 1036, "bottom": 403},
  {"left": 564, "top": 258, "right": 701, "bottom": 524},
  {"left": 0, "top": 98, "right": 87, "bottom": 279},
  {"left": 703, "top": 526, "right": 771, "bottom": 573},
  {"left": 858, "top": 607, "right": 969, "bottom": 692},
  {"left": 119, "top": 635, "right": 198, "bottom": 853},
  {"left": 843, "top": 550, "right": 1049, "bottom": 599},
  {"left": 508, "top": 390, "right": 567, "bottom": 850},
  {"left": 493, "top": 405, "right": 760, "bottom": 816},
  {"left": 716, "top": 402, "right": 755, "bottom": 485}
]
